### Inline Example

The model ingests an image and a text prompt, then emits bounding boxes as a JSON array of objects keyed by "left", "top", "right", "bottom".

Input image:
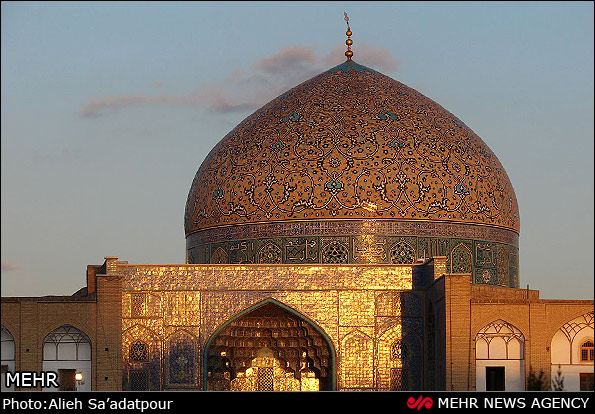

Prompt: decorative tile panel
[
  {"left": 186, "top": 219, "right": 518, "bottom": 287},
  {"left": 119, "top": 262, "right": 417, "bottom": 391}
]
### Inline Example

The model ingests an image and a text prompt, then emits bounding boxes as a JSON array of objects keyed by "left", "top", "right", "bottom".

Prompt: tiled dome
[
  {"left": 185, "top": 60, "right": 520, "bottom": 287},
  {"left": 186, "top": 60, "right": 518, "bottom": 234}
]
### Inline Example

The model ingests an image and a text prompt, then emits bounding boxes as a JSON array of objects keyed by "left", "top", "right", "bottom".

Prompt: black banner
[{"left": 1, "top": 391, "right": 593, "bottom": 412}]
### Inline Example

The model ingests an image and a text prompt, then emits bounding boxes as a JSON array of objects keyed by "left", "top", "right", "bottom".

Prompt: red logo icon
[{"left": 407, "top": 395, "right": 433, "bottom": 410}]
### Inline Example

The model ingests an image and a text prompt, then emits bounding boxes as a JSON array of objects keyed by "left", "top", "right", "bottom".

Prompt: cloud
[
  {"left": 79, "top": 93, "right": 203, "bottom": 117},
  {"left": 79, "top": 43, "right": 400, "bottom": 117},
  {"left": 79, "top": 88, "right": 269, "bottom": 117},
  {"left": 253, "top": 44, "right": 318, "bottom": 76},
  {"left": 1, "top": 261, "right": 19, "bottom": 272}
]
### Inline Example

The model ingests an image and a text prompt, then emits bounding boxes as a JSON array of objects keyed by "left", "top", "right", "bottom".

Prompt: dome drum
[{"left": 185, "top": 218, "right": 519, "bottom": 287}]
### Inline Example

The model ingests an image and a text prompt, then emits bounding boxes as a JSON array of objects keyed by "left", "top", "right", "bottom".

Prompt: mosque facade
[{"left": 1, "top": 23, "right": 593, "bottom": 392}]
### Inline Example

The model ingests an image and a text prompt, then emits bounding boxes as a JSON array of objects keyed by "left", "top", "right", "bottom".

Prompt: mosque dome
[{"left": 184, "top": 57, "right": 520, "bottom": 287}]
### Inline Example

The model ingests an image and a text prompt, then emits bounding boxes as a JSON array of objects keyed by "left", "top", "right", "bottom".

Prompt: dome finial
[{"left": 344, "top": 12, "right": 353, "bottom": 61}]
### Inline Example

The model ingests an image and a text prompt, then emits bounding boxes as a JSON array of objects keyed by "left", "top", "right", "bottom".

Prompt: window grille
[
  {"left": 390, "top": 368, "right": 408, "bottom": 391},
  {"left": 580, "top": 340, "right": 594, "bottom": 362},
  {"left": 130, "top": 341, "right": 148, "bottom": 361},
  {"left": 390, "top": 340, "right": 409, "bottom": 360},
  {"left": 129, "top": 370, "right": 149, "bottom": 391},
  {"left": 257, "top": 367, "right": 274, "bottom": 391},
  {"left": 131, "top": 293, "right": 146, "bottom": 317}
]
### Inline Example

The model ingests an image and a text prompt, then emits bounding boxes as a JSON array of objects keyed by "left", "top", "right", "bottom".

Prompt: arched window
[
  {"left": 551, "top": 312, "right": 594, "bottom": 365},
  {"left": 451, "top": 242, "right": 472, "bottom": 273},
  {"left": 42, "top": 325, "right": 91, "bottom": 391},
  {"left": 1, "top": 326, "right": 15, "bottom": 362},
  {"left": 580, "top": 340, "right": 594, "bottom": 362},
  {"left": 550, "top": 312, "right": 593, "bottom": 391},
  {"left": 476, "top": 320, "right": 524, "bottom": 360},
  {"left": 43, "top": 325, "right": 91, "bottom": 362},
  {"left": 1, "top": 326, "right": 15, "bottom": 391}
]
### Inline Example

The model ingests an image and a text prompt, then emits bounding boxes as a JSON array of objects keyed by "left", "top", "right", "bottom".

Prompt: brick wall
[
  {"left": 1, "top": 297, "right": 96, "bottom": 390},
  {"left": 95, "top": 274, "right": 122, "bottom": 390},
  {"left": 0, "top": 261, "right": 122, "bottom": 391},
  {"left": 439, "top": 273, "right": 594, "bottom": 390}
]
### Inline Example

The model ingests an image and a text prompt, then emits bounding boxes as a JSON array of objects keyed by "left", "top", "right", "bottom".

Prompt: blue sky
[{"left": 1, "top": 1, "right": 593, "bottom": 299}]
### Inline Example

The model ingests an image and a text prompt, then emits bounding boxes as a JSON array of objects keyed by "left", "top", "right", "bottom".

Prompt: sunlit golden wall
[{"left": 118, "top": 263, "right": 418, "bottom": 390}]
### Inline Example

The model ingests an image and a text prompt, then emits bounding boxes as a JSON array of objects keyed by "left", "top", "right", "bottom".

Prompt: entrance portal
[{"left": 205, "top": 301, "right": 334, "bottom": 390}]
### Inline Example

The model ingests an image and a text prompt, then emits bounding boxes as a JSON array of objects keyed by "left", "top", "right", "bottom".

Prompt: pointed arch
[
  {"left": 550, "top": 311, "right": 594, "bottom": 390},
  {"left": 390, "top": 240, "right": 416, "bottom": 264},
  {"left": 122, "top": 324, "right": 161, "bottom": 391},
  {"left": 475, "top": 319, "right": 525, "bottom": 391},
  {"left": 1, "top": 325, "right": 15, "bottom": 361},
  {"left": 549, "top": 311, "right": 594, "bottom": 362},
  {"left": 377, "top": 323, "right": 422, "bottom": 391},
  {"left": 1, "top": 325, "right": 15, "bottom": 391},
  {"left": 340, "top": 329, "right": 373, "bottom": 389},
  {"left": 42, "top": 324, "right": 92, "bottom": 391},
  {"left": 475, "top": 319, "right": 524, "bottom": 360},
  {"left": 203, "top": 298, "right": 336, "bottom": 390},
  {"left": 166, "top": 330, "right": 198, "bottom": 387},
  {"left": 258, "top": 242, "right": 282, "bottom": 264},
  {"left": 210, "top": 246, "right": 228, "bottom": 264},
  {"left": 42, "top": 324, "right": 91, "bottom": 362}
]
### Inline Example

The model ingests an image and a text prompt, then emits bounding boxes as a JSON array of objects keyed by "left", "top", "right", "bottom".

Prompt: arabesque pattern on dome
[{"left": 185, "top": 61, "right": 519, "bottom": 236}]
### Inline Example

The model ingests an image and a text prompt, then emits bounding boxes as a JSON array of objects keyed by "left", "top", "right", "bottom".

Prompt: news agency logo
[
  {"left": 4, "top": 370, "right": 84, "bottom": 389},
  {"left": 407, "top": 395, "right": 434, "bottom": 410},
  {"left": 5, "top": 371, "right": 59, "bottom": 388}
]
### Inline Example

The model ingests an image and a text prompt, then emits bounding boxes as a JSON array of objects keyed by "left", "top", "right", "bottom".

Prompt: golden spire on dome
[{"left": 344, "top": 12, "right": 353, "bottom": 60}]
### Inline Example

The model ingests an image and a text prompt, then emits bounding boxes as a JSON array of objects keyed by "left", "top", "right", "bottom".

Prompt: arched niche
[
  {"left": 165, "top": 330, "right": 198, "bottom": 387},
  {"left": 341, "top": 329, "right": 373, "bottom": 389},
  {"left": 475, "top": 320, "right": 525, "bottom": 391},
  {"left": 1, "top": 326, "right": 15, "bottom": 391},
  {"left": 122, "top": 324, "right": 161, "bottom": 391},
  {"left": 203, "top": 298, "right": 336, "bottom": 390},
  {"left": 42, "top": 325, "right": 92, "bottom": 391},
  {"left": 376, "top": 324, "right": 422, "bottom": 391},
  {"left": 550, "top": 312, "right": 594, "bottom": 391}
]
